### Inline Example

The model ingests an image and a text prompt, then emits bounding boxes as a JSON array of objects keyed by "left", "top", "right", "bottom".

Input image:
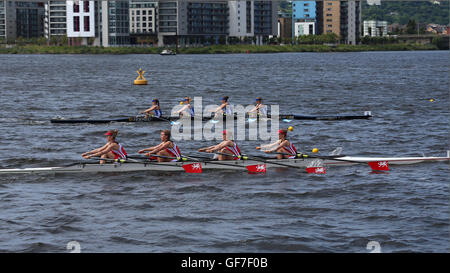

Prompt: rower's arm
[
  {"left": 214, "top": 103, "right": 226, "bottom": 113},
  {"left": 138, "top": 144, "right": 159, "bottom": 153},
  {"left": 176, "top": 105, "right": 189, "bottom": 114},
  {"left": 267, "top": 140, "right": 289, "bottom": 153},
  {"left": 198, "top": 145, "right": 216, "bottom": 152},
  {"left": 211, "top": 141, "right": 229, "bottom": 151},
  {"left": 257, "top": 140, "right": 280, "bottom": 150},
  {"left": 149, "top": 142, "right": 171, "bottom": 154},
  {"left": 143, "top": 105, "right": 156, "bottom": 114},
  {"left": 83, "top": 144, "right": 109, "bottom": 155},
  {"left": 89, "top": 144, "right": 113, "bottom": 157}
]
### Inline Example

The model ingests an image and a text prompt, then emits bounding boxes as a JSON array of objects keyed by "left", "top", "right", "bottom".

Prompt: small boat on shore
[{"left": 160, "top": 49, "right": 176, "bottom": 55}]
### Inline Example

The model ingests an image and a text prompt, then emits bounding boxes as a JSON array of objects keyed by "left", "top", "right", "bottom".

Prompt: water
[{"left": 0, "top": 51, "right": 448, "bottom": 252}]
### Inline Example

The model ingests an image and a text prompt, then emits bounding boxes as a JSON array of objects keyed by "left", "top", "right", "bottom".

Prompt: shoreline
[{"left": 0, "top": 43, "right": 441, "bottom": 54}]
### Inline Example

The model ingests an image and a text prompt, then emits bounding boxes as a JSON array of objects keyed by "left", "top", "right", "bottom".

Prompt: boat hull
[{"left": 0, "top": 155, "right": 448, "bottom": 174}]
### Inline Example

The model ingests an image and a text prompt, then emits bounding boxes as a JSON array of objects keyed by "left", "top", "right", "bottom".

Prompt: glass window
[
  {"left": 84, "top": 16, "right": 90, "bottom": 31},
  {"left": 73, "top": 16, "right": 80, "bottom": 32}
]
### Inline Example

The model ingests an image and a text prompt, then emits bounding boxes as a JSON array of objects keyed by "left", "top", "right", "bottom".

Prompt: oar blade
[
  {"left": 182, "top": 163, "right": 203, "bottom": 173},
  {"left": 368, "top": 161, "right": 389, "bottom": 171},
  {"left": 306, "top": 166, "right": 326, "bottom": 174},
  {"left": 246, "top": 164, "right": 267, "bottom": 173}
]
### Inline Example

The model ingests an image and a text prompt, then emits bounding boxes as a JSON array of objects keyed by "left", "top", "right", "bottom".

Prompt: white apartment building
[
  {"left": 363, "top": 20, "right": 388, "bottom": 37},
  {"left": 229, "top": 0, "right": 254, "bottom": 37},
  {"left": 44, "top": 0, "right": 66, "bottom": 38},
  {"left": 294, "top": 21, "right": 315, "bottom": 36},
  {"left": 129, "top": 0, "right": 157, "bottom": 34},
  {"left": 66, "top": 0, "right": 95, "bottom": 39}
]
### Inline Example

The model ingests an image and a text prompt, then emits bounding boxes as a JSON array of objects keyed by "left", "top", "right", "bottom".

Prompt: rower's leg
[
  {"left": 157, "top": 150, "right": 172, "bottom": 162},
  {"left": 275, "top": 148, "right": 289, "bottom": 159},
  {"left": 218, "top": 148, "right": 234, "bottom": 161},
  {"left": 100, "top": 152, "right": 115, "bottom": 164}
]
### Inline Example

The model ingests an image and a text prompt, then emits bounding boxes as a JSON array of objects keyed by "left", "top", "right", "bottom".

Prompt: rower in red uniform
[
  {"left": 198, "top": 130, "right": 242, "bottom": 160},
  {"left": 138, "top": 129, "right": 182, "bottom": 162},
  {"left": 256, "top": 129, "right": 298, "bottom": 159},
  {"left": 82, "top": 129, "right": 127, "bottom": 164}
]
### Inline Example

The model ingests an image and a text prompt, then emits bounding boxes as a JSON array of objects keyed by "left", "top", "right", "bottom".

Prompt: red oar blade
[
  {"left": 246, "top": 164, "right": 267, "bottom": 173},
  {"left": 368, "top": 161, "right": 389, "bottom": 171},
  {"left": 306, "top": 167, "right": 326, "bottom": 174},
  {"left": 182, "top": 163, "right": 203, "bottom": 173}
]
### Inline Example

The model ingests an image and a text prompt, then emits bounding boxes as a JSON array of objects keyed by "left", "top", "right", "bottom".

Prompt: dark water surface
[{"left": 0, "top": 51, "right": 448, "bottom": 252}]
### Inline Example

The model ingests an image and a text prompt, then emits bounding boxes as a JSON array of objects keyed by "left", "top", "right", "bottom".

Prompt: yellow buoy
[
  {"left": 429, "top": 98, "right": 435, "bottom": 102},
  {"left": 134, "top": 68, "right": 148, "bottom": 85},
  {"left": 288, "top": 126, "right": 293, "bottom": 132},
  {"left": 312, "top": 148, "right": 319, "bottom": 153},
  {"left": 180, "top": 101, "right": 184, "bottom": 105}
]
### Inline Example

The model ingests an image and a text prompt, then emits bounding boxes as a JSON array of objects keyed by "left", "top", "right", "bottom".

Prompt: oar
[
  {"left": 138, "top": 113, "right": 180, "bottom": 125},
  {"left": 180, "top": 154, "right": 266, "bottom": 173},
  {"left": 273, "top": 152, "right": 389, "bottom": 171},
  {"left": 199, "top": 151, "right": 308, "bottom": 171}
]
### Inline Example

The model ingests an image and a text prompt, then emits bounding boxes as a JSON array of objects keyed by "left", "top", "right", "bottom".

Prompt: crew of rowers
[
  {"left": 139, "top": 96, "right": 267, "bottom": 119},
  {"left": 82, "top": 128, "right": 297, "bottom": 164}
]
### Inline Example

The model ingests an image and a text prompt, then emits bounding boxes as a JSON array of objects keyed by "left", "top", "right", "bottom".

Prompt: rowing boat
[
  {"left": 50, "top": 112, "right": 372, "bottom": 124},
  {"left": 1, "top": 152, "right": 448, "bottom": 174}
]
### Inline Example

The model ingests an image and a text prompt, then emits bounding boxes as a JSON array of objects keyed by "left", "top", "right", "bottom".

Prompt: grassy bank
[{"left": 0, "top": 43, "right": 439, "bottom": 54}]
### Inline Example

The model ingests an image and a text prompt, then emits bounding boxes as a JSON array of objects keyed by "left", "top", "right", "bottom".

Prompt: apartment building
[
  {"left": 316, "top": 0, "right": 361, "bottom": 44},
  {"left": 292, "top": 1, "right": 315, "bottom": 37},
  {"left": 0, "top": 1, "right": 5, "bottom": 40},
  {"left": 129, "top": 0, "right": 157, "bottom": 34},
  {"left": 157, "top": 0, "right": 276, "bottom": 46},
  {"left": 44, "top": 0, "right": 66, "bottom": 39},
  {"left": 363, "top": 20, "right": 387, "bottom": 37}
]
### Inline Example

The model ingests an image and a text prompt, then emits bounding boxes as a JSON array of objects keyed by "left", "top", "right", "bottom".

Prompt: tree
[{"left": 406, "top": 19, "right": 417, "bottom": 34}]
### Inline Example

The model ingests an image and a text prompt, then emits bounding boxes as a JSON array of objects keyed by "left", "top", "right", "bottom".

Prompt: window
[
  {"left": 143, "top": 10, "right": 146, "bottom": 15},
  {"left": 142, "top": 17, "right": 146, "bottom": 21},
  {"left": 73, "top": 3, "right": 79, "bottom": 13},
  {"left": 83, "top": 1, "right": 89, "bottom": 12},
  {"left": 304, "top": 3, "right": 309, "bottom": 6},
  {"left": 327, "top": 25, "right": 332, "bottom": 28},
  {"left": 327, "top": 2, "right": 332, "bottom": 5},
  {"left": 84, "top": 16, "right": 90, "bottom": 31},
  {"left": 136, "top": 10, "right": 140, "bottom": 15},
  {"left": 73, "top": 16, "right": 79, "bottom": 32},
  {"left": 326, "top": 14, "right": 332, "bottom": 17},
  {"left": 327, "top": 8, "right": 332, "bottom": 11},
  {"left": 143, "top": 23, "right": 146, "bottom": 27},
  {"left": 304, "top": 9, "right": 308, "bottom": 12},
  {"left": 327, "top": 19, "right": 332, "bottom": 22}
]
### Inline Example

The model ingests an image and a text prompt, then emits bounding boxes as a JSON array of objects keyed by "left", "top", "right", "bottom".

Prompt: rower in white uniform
[
  {"left": 175, "top": 97, "right": 195, "bottom": 118},
  {"left": 82, "top": 130, "right": 127, "bottom": 164},
  {"left": 212, "top": 96, "right": 233, "bottom": 117},
  {"left": 249, "top": 97, "right": 267, "bottom": 116},
  {"left": 198, "top": 130, "right": 242, "bottom": 161},
  {"left": 256, "top": 129, "right": 298, "bottom": 159},
  {"left": 138, "top": 129, "right": 182, "bottom": 162}
]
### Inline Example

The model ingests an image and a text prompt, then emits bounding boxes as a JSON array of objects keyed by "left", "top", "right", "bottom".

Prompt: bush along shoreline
[{"left": 0, "top": 43, "right": 440, "bottom": 55}]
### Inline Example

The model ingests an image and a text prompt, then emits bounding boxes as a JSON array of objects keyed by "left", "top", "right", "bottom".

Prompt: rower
[
  {"left": 212, "top": 96, "right": 233, "bottom": 117},
  {"left": 256, "top": 129, "right": 298, "bottom": 159},
  {"left": 82, "top": 129, "right": 127, "bottom": 164},
  {"left": 141, "top": 99, "right": 162, "bottom": 118},
  {"left": 138, "top": 129, "right": 182, "bottom": 162},
  {"left": 198, "top": 130, "right": 242, "bottom": 160},
  {"left": 249, "top": 97, "right": 267, "bottom": 117},
  {"left": 175, "top": 97, "right": 195, "bottom": 118}
]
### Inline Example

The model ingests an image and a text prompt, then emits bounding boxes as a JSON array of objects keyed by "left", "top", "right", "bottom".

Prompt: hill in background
[
  {"left": 279, "top": 1, "right": 449, "bottom": 25},
  {"left": 362, "top": 1, "right": 449, "bottom": 25}
]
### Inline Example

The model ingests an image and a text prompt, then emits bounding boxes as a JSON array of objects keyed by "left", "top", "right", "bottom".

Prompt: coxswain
[
  {"left": 138, "top": 129, "right": 182, "bottom": 162},
  {"left": 198, "top": 130, "right": 242, "bottom": 161},
  {"left": 256, "top": 129, "right": 298, "bottom": 159},
  {"left": 141, "top": 99, "right": 162, "bottom": 118},
  {"left": 82, "top": 129, "right": 127, "bottom": 164},
  {"left": 176, "top": 97, "right": 195, "bottom": 118}
]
